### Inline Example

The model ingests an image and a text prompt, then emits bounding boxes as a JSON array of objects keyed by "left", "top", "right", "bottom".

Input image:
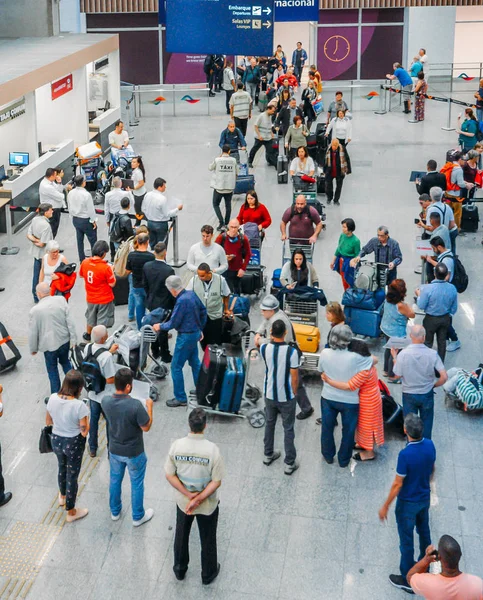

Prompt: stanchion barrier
[{"left": 167, "top": 216, "right": 186, "bottom": 268}]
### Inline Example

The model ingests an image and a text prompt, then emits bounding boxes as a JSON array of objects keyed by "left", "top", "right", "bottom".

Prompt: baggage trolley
[
  {"left": 283, "top": 291, "right": 321, "bottom": 375},
  {"left": 188, "top": 336, "right": 266, "bottom": 428},
  {"left": 110, "top": 146, "right": 136, "bottom": 171},
  {"left": 282, "top": 238, "right": 315, "bottom": 264},
  {"left": 292, "top": 176, "right": 317, "bottom": 204},
  {"left": 354, "top": 260, "right": 389, "bottom": 292}
]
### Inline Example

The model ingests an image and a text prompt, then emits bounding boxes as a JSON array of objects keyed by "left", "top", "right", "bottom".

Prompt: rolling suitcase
[
  {"left": 0, "top": 322, "right": 21, "bottom": 373},
  {"left": 240, "top": 265, "right": 264, "bottom": 295},
  {"left": 317, "top": 174, "right": 326, "bottom": 194},
  {"left": 271, "top": 268, "right": 283, "bottom": 295},
  {"left": 234, "top": 174, "right": 255, "bottom": 195},
  {"left": 306, "top": 133, "right": 317, "bottom": 160},
  {"left": 277, "top": 155, "right": 288, "bottom": 184},
  {"left": 293, "top": 323, "right": 320, "bottom": 353},
  {"left": 460, "top": 202, "right": 479, "bottom": 233},
  {"left": 238, "top": 149, "right": 249, "bottom": 177},
  {"left": 196, "top": 345, "right": 227, "bottom": 408},
  {"left": 218, "top": 356, "right": 245, "bottom": 413},
  {"left": 379, "top": 379, "right": 405, "bottom": 436},
  {"left": 344, "top": 305, "right": 383, "bottom": 338},
  {"left": 113, "top": 275, "right": 130, "bottom": 306}
]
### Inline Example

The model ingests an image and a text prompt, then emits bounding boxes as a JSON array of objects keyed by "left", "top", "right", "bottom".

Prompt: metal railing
[{"left": 120, "top": 83, "right": 211, "bottom": 118}]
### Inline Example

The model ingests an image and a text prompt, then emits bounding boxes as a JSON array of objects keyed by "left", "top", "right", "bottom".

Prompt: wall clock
[{"left": 323, "top": 35, "right": 350, "bottom": 62}]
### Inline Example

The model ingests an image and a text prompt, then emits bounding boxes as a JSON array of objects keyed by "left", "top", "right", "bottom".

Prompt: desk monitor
[{"left": 9, "top": 152, "right": 29, "bottom": 167}]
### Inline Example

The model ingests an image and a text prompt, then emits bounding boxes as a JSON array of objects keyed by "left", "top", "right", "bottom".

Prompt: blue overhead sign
[
  {"left": 166, "top": 0, "right": 274, "bottom": 55},
  {"left": 274, "top": 0, "right": 318, "bottom": 22}
]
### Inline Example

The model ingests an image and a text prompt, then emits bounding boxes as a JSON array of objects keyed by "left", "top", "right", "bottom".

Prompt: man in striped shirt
[{"left": 260, "top": 319, "right": 300, "bottom": 475}]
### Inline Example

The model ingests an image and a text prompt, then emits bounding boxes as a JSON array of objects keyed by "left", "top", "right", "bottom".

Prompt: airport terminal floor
[{"left": 0, "top": 86, "right": 482, "bottom": 599}]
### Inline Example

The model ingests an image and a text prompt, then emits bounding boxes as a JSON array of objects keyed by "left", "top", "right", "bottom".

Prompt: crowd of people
[{"left": 0, "top": 44, "right": 482, "bottom": 599}]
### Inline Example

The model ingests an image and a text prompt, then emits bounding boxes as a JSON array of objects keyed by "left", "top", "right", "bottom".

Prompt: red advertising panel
[{"left": 51, "top": 74, "right": 73, "bottom": 100}]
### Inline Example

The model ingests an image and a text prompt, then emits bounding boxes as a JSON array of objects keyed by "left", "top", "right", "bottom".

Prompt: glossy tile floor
[{"left": 0, "top": 86, "right": 482, "bottom": 600}]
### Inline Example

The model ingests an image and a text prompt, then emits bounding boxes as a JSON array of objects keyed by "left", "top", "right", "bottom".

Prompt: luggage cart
[
  {"left": 188, "top": 338, "right": 266, "bottom": 428},
  {"left": 110, "top": 146, "right": 136, "bottom": 171},
  {"left": 283, "top": 291, "right": 321, "bottom": 374},
  {"left": 282, "top": 238, "right": 315, "bottom": 264}
]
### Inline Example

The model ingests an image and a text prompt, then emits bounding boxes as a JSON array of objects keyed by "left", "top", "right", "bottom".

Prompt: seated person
[
  {"left": 290, "top": 146, "right": 315, "bottom": 177},
  {"left": 280, "top": 247, "right": 318, "bottom": 289}
]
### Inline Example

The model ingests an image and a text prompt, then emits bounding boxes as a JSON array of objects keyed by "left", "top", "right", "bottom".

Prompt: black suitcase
[
  {"left": 196, "top": 345, "right": 227, "bottom": 407},
  {"left": 460, "top": 202, "right": 479, "bottom": 233},
  {"left": 113, "top": 275, "right": 130, "bottom": 306},
  {"left": 240, "top": 265, "right": 264, "bottom": 295},
  {"left": 306, "top": 197, "right": 326, "bottom": 220},
  {"left": 380, "top": 380, "right": 405, "bottom": 437},
  {"left": 0, "top": 322, "right": 21, "bottom": 373},
  {"left": 317, "top": 174, "right": 326, "bottom": 194},
  {"left": 277, "top": 155, "right": 288, "bottom": 184}
]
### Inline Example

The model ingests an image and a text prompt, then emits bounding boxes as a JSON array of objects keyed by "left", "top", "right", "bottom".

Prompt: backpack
[
  {"left": 110, "top": 213, "right": 129, "bottom": 243},
  {"left": 451, "top": 255, "right": 469, "bottom": 293},
  {"left": 81, "top": 345, "right": 110, "bottom": 394},
  {"left": 242, "top": 222, "right": 260, "bottom": 246},
  {"left": 113, "top": 237, "right": 134, "bottom": 277},
  {"left": 440, "top": 162, "right": 459, "bottom": 193},
  {"left": 290, "top": 204, "right": 315, "bottom": 222},
  {"left": 203, "top": 55, "right": 213, "bottom": 74},
  {"left": 477, "top": 120, "right": 483, "bottom": 142}
]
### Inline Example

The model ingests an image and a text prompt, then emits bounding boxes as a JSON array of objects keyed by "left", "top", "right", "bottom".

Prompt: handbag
[
  {"left": 39, "top": 425, "right": 53, "bottom": 454},
  {"left": 342, "top": 288, "right": 382, "bottom": 311}
]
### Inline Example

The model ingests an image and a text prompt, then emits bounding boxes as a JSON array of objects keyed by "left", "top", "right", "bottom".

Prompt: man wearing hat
[{"left": 254, "top": 294, "right": 314, "bottom": 420}]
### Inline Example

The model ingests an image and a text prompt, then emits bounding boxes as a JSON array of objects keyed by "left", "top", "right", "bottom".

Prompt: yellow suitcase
[{"left": 293, "top": 323, "right": 320, "bottom": 353}]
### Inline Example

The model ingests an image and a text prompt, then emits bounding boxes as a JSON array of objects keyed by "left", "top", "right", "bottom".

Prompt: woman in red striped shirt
[{"left": 322, "top": 339, "right": 384, "bottom": 461}]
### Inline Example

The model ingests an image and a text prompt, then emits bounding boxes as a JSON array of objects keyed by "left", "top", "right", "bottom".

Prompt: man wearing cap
[
  {"left": 154, "top": 276, "right": 207, "bottom": 408},
  {"left": 254, "top": 294, "right": 314, "bottom": 420}
]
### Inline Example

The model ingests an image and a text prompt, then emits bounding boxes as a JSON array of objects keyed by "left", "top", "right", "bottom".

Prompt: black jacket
[
  {"left": 275, "top": 106, "right": 304, "bottom": 136},
  {"left": 143, "top": 260, "right": 175, "bottom": 311},
  {"left": 416, "top": 171, "right": 447, "bottom": 195}
]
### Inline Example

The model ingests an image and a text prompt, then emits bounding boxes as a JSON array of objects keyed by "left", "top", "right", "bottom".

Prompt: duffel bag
[
  {"left": 455, "top": 371, "right": 483, "bottom": 411},
  {"left": 0, "top": 322, "right": 21, "bottom": 373},
  {"left": 342, "top": 288, "right": 384, "bottom": 311}
]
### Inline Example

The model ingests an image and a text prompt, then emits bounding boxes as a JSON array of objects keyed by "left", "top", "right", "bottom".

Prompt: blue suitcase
[
  {"left": 218, "top": 357, "right": 245, "bottom": 413},
  {"left": 249, "top": 248, "right": 260, "bottom": 266},
  {"left": 344, "top": 305, "right": 383, "bottom": 338},
  {"left": 228, "top": 295, "right": 250, "bottom": 319},
  {"left": 234, "top": 174, "right": 255, "bottom": 195}
]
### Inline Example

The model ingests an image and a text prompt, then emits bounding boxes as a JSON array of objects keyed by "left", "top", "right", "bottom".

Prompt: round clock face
[{"left": 323, "top": 35, "right": 351, "bottom": 63}]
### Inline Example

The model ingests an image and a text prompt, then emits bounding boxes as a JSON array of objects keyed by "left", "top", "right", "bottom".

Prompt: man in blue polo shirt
[
  {"left": 386, "top": 62, "right": 413, "bottom": 114},
  {"left": 259, "top": 319, "right": 300, "bottom": 475},
  {"left": 379, "top": 413, "right": 436, "bottom": 595}
]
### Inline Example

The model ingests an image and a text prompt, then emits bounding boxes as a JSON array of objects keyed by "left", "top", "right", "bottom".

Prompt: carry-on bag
[
  {"left": 240, "top": 265, "right": 264, "bottom": 295},
  {"left": 0, "top": 322, "right": 21, "bottom": 373},
  {"left": 460, "top": 202, "right": 479, "bottom": 233},
  {"left": 277, "top": 155, "right": 288, "bottom": 184},
  {"left": 344, "top": 305, "right": 383, "bottom": 338},
  {"left": 234, "top": 174, "right": 255, "bottom": 195},
  {"left": 196, "top": 345, "right": 227, "bottom": 408},
  {"left": 293, "top": 323, "right": 321, "bottom": 353},
  {"left": 113, "top": 275, "right": 130, "bottom": 306},
  {"left": 218, "top": 356, "right": 245, "bottom": 413},
  {"left": 342, "top": 288, "right": 385, "bottom": 311},
  {"left": 379, "top": 379, "right": 405, "bottom": 436}
]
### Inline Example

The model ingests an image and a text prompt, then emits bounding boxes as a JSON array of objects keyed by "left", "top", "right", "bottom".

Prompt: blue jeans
[
  {"left": 321, "top": 397, "right": 359, "bottom": 467},
  {"left": 128, "top": 274, "right": 135, "bottom": 320},
  {"left": 131, "top": 287, "right": 147, "bottom": 329},
  {"left": 402, "top": 390, "right": 434, "bottom": 439},
  {"left": 395, "top": 498, "right": 431, "bottom": 583},
  {"left": 89, "top": 400, "right": 109, "bottom": 452},
  {"left": 147, "top": 220, "right": 169, "bottom": 250},
  {"left": 44, "top": 341, "right": 72, "bottom": 394},
  {"left": 449, "top": 228, "right": 458, "bottom": 256},
  {"left": 72, "top": 216, "right": 97, "bottom": 262},
  {"left": 109, "top": 451, "right": 147, "bottom": 521},
  {"left": 477, "top": 108, "right": 483, "bottom": 123},
  {"left": 32, "top": 258, "right": 42, "bottom": 303},
  {"left": 171, "top": 332, "right": 201, "bottom": 403}
]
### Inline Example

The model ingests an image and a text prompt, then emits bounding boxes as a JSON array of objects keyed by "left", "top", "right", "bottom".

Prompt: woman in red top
[
  {"left": 322, "top": 339, "right": 384, "bottom": 461},
  {"left": 237, "top": 190, "right": 272, "bottom": 231}
]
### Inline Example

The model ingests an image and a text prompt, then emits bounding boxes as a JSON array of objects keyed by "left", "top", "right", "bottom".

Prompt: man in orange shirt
[{"left": 79, "top": 240, "right": 116, "bottom": 341}]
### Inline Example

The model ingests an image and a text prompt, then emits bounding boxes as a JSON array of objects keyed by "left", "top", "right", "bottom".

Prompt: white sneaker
[
  {"left": 446, "top": 340, "right": 461, "bottom": 352},
  {"left": 284, "top": 461, "right": 299, "bottom": 476},
  {"left": 414, "top": 265, "right": 422, "bottom": 274},
  {"left": 111, "top": 512, "right": 121, "bottom": 521},
  {"left": 133, "top": 508, "right": 154, "bottom": 527}
]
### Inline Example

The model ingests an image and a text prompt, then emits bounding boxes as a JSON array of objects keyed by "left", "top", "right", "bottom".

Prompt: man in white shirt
[
  {"left": 83, "top": 325, "right": 118, "bottom": 458},
  {"left": 222, "top": 60, "right": 236, "bottom": 115},
  {"left": 418, "top": 48, "right": 429, "bottom": 81},
  {"left": 187, "top": 224, "right": 228, "bottom": 274},
  {"left": 39, "top": 168, "right": 66, "bottom": 238},
  {"left": 105, "top": 176, "right": 134, "bottom": 225},
  {"left": 26, "top": 203, "right": 53, "bottom": 303},
  {"left": 67, "top": 175, "right": 98, "bottom": 262},
  {"left": 108, "top": 120, "right": 130, "bottom": 149},
  {"left": 142, "top": 177, "right": 183, "bottom": 250}
]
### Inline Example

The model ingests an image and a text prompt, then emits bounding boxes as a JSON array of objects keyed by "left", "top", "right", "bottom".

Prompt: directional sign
[
  {"left": 166, "top": 0, "right": 274, "bottom": 56},
  {"left": 274, "top": 0, "right": 318, "bottom": 22}
]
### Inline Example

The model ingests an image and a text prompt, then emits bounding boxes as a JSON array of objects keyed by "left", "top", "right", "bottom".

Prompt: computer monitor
[{"left": 9, "top": 152, "right": 29, "bottom": 167}]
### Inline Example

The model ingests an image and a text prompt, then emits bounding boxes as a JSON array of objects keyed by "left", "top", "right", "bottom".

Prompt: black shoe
[
  {"left": 174, "top": 569, "right": 186, "bottom": 581},
  {"left": 161, "top": 354, "right": 172, "bottom": 364},
  {"left": 44, "top": 397, "right": 49, "bottom": 405},
  {"left": 89, "top": 449, "right": 97, "bottom": 458},
  {"left": 334, "top": 200, "right": 340, "bottom": 205},
  {"left": 82, "top": 332, "right": 91, "bottom": 342},
  {"left": 296, "top": 407, "right": 314, "bottom": 420},
  {"left": 166, "top": 398, "right": 187, "bottom": 408},
  {"left": 0, "top": 288, "right": 4, "bottom": 292},
  {"left": 316, "top": 417, "right": 321, "bottom": 425},
  {"left": 326, "top": 199, "right": 332, "bottom": 204},
  {"left": 389, "top": 574, "right": 414, "bottom": 594},
  {"left": 248, "top": 163, "right": 253, "bottom": 168},
  {"left": 203, "top": 563, "right": 220, "bottom": 585},
  {"left": 0, "top": 492, "right": 12, "bottom": 507},
  {"left": 217, "top": 224, "right": 226, "bottom": 232},
  {"left": 209, "top": 92, "right": 216, "bottom": 97},
  {"left": 323, "top": 456, "right": 334, "bottom": 465}
]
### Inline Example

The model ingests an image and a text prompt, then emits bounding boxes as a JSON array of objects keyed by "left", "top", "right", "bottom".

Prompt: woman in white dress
[{"left": 39, "top": 240, "right": 68, "bottom": 285}]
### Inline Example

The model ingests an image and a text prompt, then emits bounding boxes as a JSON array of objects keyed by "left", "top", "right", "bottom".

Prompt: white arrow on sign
[
  {"left": 263, "top": 20, "right": 271, "bottom": 28},
  {"left": 263, "top": 7, "right": 271, "bottom": 14}
]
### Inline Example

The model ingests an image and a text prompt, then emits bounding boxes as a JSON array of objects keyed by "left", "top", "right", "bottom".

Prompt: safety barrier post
[
  {"left": 441, "top": 97, "right": 455, "bottom": 131},
  {"left": 0, "top": 203, "right": 20, "bottom": 256},
  {"left": 172, "top": 85, "right": 176, "bottom": 117},
  {"left": 132, "top": 85, "right": 138, "bottom": 120},
  {"left": 137, "top": 85, "right": 142, "bottom": 117},
  {"left": 167, "top": 216, "right": 186, "bottom": 268},
  {"left": 374, "top": 83, "right": 387, "bottom": 115},
  {"left": 350, "top": 81, "right": 354, "bottom": 112}
]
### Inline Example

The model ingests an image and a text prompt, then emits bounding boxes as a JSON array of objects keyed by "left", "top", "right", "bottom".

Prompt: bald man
[
  {"left": 29, "top": 282, "right": 77, "bottom": 403},
  {"left": 391, "top": 325, "right": 447, "bottom": 439},
  {"left": 83, "top": 324, "right": 119, "bottom": 457},
  {"left": 219, "top": 121, "right": 247, "bottom": 156}
]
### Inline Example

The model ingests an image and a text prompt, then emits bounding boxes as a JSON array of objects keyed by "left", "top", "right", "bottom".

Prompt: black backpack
[
  {"left": 110, "top": 213, "right": 131, "bottom": 243},
  {"left": 203, "top": 55, "right": 213, "bottom": 74},
  {"left": 452, "top": 255, "right": 469, "bottom": 294},
  {"left": 81, "top": 345, "right": 109, "bottom": 394}
]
